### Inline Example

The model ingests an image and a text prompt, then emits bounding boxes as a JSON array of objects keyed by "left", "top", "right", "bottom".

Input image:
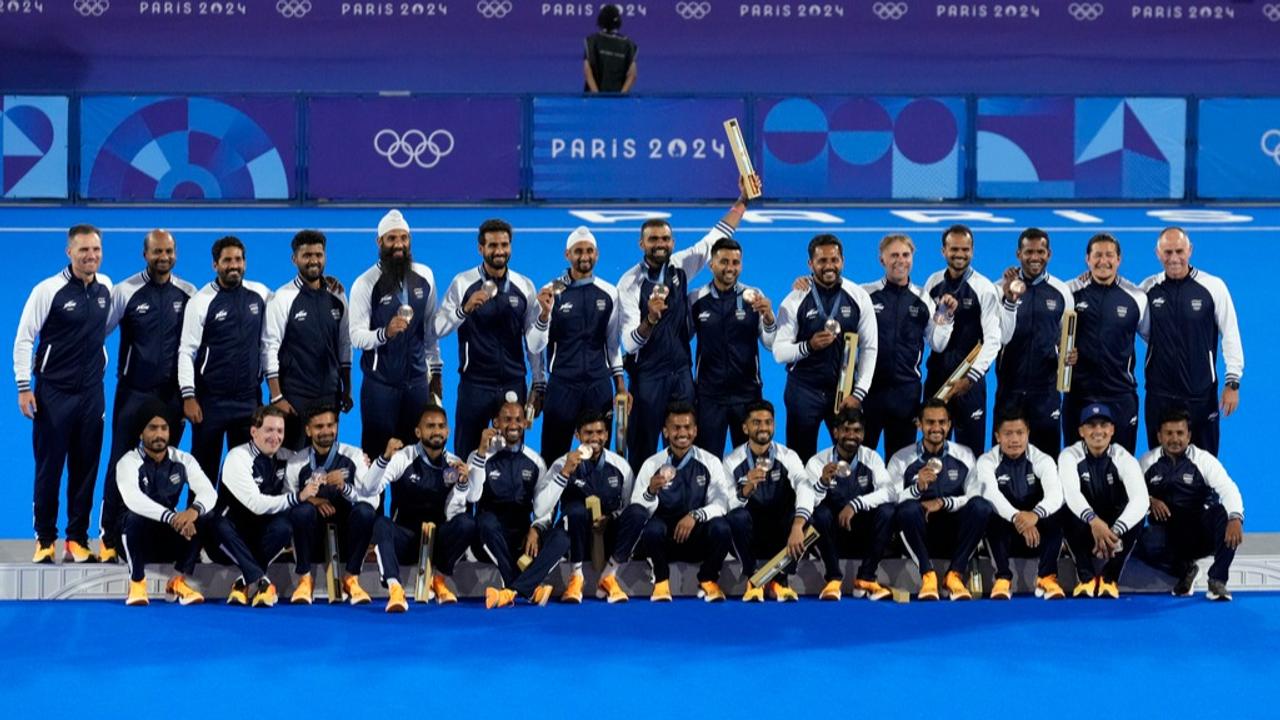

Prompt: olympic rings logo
[
  {"left": 1067, "top": 3, "right": 1103, "bottom": 21},
  {"left": 1261, "top": 130, "right": 1280, "bottom": 167},
  {"left": 74, "top": 0, "right": 110, "bottom": 16},
  {"left": 277, "top": 0, "right": 312, "bottom": 18},
  {"left": 1264, "top": 4, "right": 1280, "bottom": 22},
  {"left": 476, "top": 0, "right": 513, "bottom": 18},
  {"left": 675, "top": 2, "right": 711, "bottom": 20},
  {"left": 871, "top": 2, "right": 907, "bottom": 20},
  {"left": 374, "top": 129, "right": 456, "bottom": 169}
]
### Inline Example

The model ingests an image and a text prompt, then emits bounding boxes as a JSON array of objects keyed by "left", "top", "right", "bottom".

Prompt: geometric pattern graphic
[
  {"left": 977, "top": 97, "right": 1186, "bottom": 199},
  {"left": 80, "top": 96, "right": 296, "bottom": 201},
  {"left": 0, "top": 96, "right": 69, "bottom": 199},
  {"left": 757, "top": 96, "right": 965, "bottom": 200},
  {"left": 1197, "top": 98, "right": 1280, "bottom": 200}
]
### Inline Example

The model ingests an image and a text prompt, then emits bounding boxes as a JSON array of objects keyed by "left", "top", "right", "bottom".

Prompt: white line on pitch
[{"left": 4, "top": 226, "right": 1280, "bottom": 234}]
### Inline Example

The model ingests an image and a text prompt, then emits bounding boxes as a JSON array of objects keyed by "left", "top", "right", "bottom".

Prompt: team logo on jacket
[
  {"left": 858, "top": 474, "right": 870, "bottom": 488},
  {"left": 1183, "top": 473, "right": 1195, "bottom": 484},
  {"left": 522, "top": 469, "right": 534, "bottom": 480},
  {"left": 608, "top": 475, "right": 620, "bottom": 488},
  {"left": 596, "top": 299, "right": 607, "bottom": 311},
  {"left": 294, "top": 310, "right": 308, "bottom": 322},
  {"left": 63, "top": 300, "right": 78, "bottom": 311},
  {"left": 173, "top": 301, "right": 183, "bottom": 313},
  {"left": 1105, "top": 472, "right": 1115, "bottom": 485},
  {"left": 947, "top": 469, "right": 959, "bottom": 481},
  {"left": 962, "top": 298, "right": 974, "bottom": 309},
  {"left": 841, "top": 306, "right": 852, "bottom": 317},
  {"left": 408, "top": 472, "right": 421, "bottom": 483},
  {"left": 1190, "top": 299, "right": 1202, "bottom": 312},
  {"left": 250, "top": 303, "right": 261, "bottom": 315},
  {"left": 97, "top": 297, "right": 107, "bottom": 308},
  {"left": 908, "top": 305, "right": 919, "bottom": 317},
  {"left": 735, "top": 309, "right": 747, "bottom": 320},
  {"left": 169, "top": 473, "right": 182, "bottom": 485},
  {"left": 695, "top": 474, "right": 707, "bottom": 487},
  {"left": 1046, "top": 299, "right": 1058, "bottom": 311},
  {"left": 414, "top": 287, "right": 424, "bottom": 299},
  {"left": 508, "top": 296, "right": 519, "bottom": 308},
  {"left": 331, "top": 308, "right": 342, "bottom": 320},
  {"left": 135, "top": 303, "right": 151, "bottom": 315},
  {"left": 1028, "top": 474, "right": 1038, "bottom": 485},
  {"left": 1116, "top": 306, "right": 1128, "bottom": 318},
  {"left": 214, "top": 309, "right": 229, "bottom": 322}
]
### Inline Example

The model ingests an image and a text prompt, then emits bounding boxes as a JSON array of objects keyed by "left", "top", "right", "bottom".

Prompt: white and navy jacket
[
  {"left": 805, "top": 445, "right": 896, "bottom": 513},
  {"left": 528, "top": 275, "right": 623, "bottom": 386},
  {"left": 889, "top": 440, "right": 980, "bottom": 511},
  {"left": 361, "top": 444, "right": 470, "bottom": 525},
  {"left": 1139, "top": 444, "right": 1244, "bottom": 523},
  {"left": 435, "top": 266, "right": 546, "bottom": 390},
  {"left": 532, "top": 447, "right": 633, "bottom": 530},
  {"left": 773, "top": 278, "right": 878, "bottom": 401},
  {"left": 863, "top": 277, "right": 947, "bottom": 390},
  {"left": 1059, "top": 441, "right": 1148, "bottom": 536},
  {"left": 262, "top": 276, "right": 351, "bottom": 400},
  {"left": 975, "top": 445, "right": 1063, "bottom": 523},
  {"left": 723, "top": 442, "right": 815, "bottom": 521},
  {"left": 923, "top": 267, "right": 1002, "bottom": 385},
  {"left": 1140, "top": 268, "right": 1243, "bottom": 397},
  {"left": 691, "top": 283, "right": 776, "bottom": 401},
  {"left": 106, "top": 270, "right": 197, "bottom": 394},
  {"left": 178, "top": 279, "right": 271, "bottom": 401},
  {"left": 218, "top": 443, "right": 298, "bottom": 519},
  {"left": 285, "top": 443, "right": 372, "bottom": 509},
  {"left": 349, "top": 262, "right": 442, "bottom": 388},
  {"left": 618, "top": 222, "right": 728, "bottom": 376},
  {"left": 13, "top": 265, "right": 113, "bottom": 393},
  {"left": 995, "top": 271, "right": 1074, "bottom": 395},
  {"left": 1067, "top": 276, "right": 1149, "bottom": 397},
  {"left": 466, "top": 443, "right": 547, "bottom": 514},
  {"left": 116, "top": 445, "right": 217, "bottom": 524},
  {"left": 631, "top": 446, "right": 731, "bottom": 523}
]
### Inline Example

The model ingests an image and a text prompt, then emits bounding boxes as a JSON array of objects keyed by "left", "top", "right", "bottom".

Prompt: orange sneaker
[
  {"left": 63, "top": 540, "right": 98, "bottom": 563},
  {"left": 852, "top": 578, "right": 892, "bottom": 602},
  {"left": 651, "top": 579, "right": 673, "bottom": 602},
  {"left": 430, "top": 574, "right": 458, "bottom": 604},
  {"left": 1096, "top": 580, "right": 1120, "bottom": 599},
  {"left": 945, "top": 571, "right": 971, "bottom": 601},
  {"left": 596, "top": 575, "right": 629, "bottom": 603},
  {"left": 531, "top": 584, "right": 554, "bottom": 607},
  {"left": 1073, "top": 577, "right": 1098, "bottom": 598},
  {"left": 1035, "top": 575, "right": 1065, "bottom": 600},
  {"left": 769, "top": 581, "right": 798, "bottom": 603},
  {"left": 819, "top": 580, "right": 842, "bottom": 601},
  {"left": 250, "top": 579, "right": 278, "bottom": 608},
  {"left": 290, "top": 574, "right": 314, "bottom": 605},
  {"left": 485, "top": 587, "right": 516, "bottom": 609},
  {"left": 32, "top": 541, "right": 55, "bottom": 564},
  {"left": 742, "top": 581, "right": 765, "bottom": 603},
  {"left": 126, "top": 579, "right": 149, "bottom": 606},
  {"left": 918, "top": 570, "right": 940, "bottom": 601},
  {"left": 560, "top": 573, "right": 584, "bottom": 604},
  {"left": 697, "top": 581, "right": 725, "bottom": 603},
  {"left": 989, "top": 578, "right": 1012, "bottom": 601},
  {"left": 165, "top": 575, "right": 204, "bottom": 605},
  {"left": 385, "top": 583, "right": 408, "bottom": 613},
  {"left": 343, "top": 576, "right": 371, "bottom": 605}
]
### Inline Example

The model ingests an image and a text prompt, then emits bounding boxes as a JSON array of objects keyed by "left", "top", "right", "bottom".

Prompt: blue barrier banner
[
  {"left": 532, "top": 96, "right": 744, "bottom": 200},
  {"left": 1, "top": 95, "right": 68, "bottom": 200},
  {"left": 307, "top": 96, "right": 522, "bottom": 202},
  {"left": 80, "top": 96, "right": 297, "bottom": 201},
  {"left": 756, "top": 96, "right": 965, "bottom": 200},
  {"left": 1198, "top": 98, "right": 1280, "bottom": 200},
  {"left": 976, "top": 97, "right": 1186, "bottom": 199}
]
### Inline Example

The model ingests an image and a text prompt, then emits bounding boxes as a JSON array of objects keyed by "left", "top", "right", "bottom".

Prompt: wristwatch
[{"left": 1225, "top": 380, "right": 1240, "bottom": 390}]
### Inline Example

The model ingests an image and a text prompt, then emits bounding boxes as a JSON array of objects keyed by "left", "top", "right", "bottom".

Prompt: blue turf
[
  {"left": 0, "top": 205, "right": 1274, "bottom": 533},
  {"left": 3, "top": 594, "right": 1278, "bottom": 716}
]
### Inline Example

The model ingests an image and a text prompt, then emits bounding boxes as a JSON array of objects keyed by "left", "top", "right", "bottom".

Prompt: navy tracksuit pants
[
  {"left": 368, "top": 513, "right": 478, "bottom": 585},
  {"left": 1144, "top": 389, "right": 1219, "bottom": 455},
  {"left": 1064, "top": 514, "right": 1142, "bottom": 584},
  {"left": 360, "top": 376, "right": 432, "bottom": 460},
  {"left": 782, "top": 377, "right": 837, "bottom": 463},
  {"left": 1137, "top": 504, "right": 1236, "bottom": 584},
  {"left": 896, "top": 497, "right": 993, "bottom": 575},
  {"left": 694, "top": 390, "right": 755, "bottom": 458},
  {"left": 726, "top": 504, "right": 798, "bottom": 584},
  {"left": 454, "top": 379, "right": 526, "bottom": 461},
  {"left": 1063, "top": 390, "right": 1139, "bottom": 454},
  {"left": 32, "top": 384, "right": 104, "bottom": 545},
  {"left": 189, "top": 396, "right": 257, "bottom": 485},
  {"left": 994, "top": 388, "right": 1063, "bottom": 456},
  {"left": 986, "top": 510, "right": 1065, "bottom": 580},
  {"left": 611, "top": 504, "right": 731, "bottom": 583},
  {"left": 290, "top": 499, "right": 382, "bottom": 577},
  {"left": 810, "top": 501, "right": 896, "bottom": 582},
  {"left": 861, "top": 380, "right": 921, "bottom": 458},
  {"left": 102, "top": 385, "right": 185, "bottom": 548},
  {"left": 540, "top": 376, "right": 615, "bottom": 464},
  {"left": 924, "top": 375, "right": 988, "bottom": 454},
  {"left": 121, "top": 510, "right": 261, "bottom": 583},
  {"left": 625, "top": 370, "right": 695, "bottom": 474}
]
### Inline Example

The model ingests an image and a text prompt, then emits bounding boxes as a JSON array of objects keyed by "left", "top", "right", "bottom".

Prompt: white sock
[
  {"left": 603, "top": 559, "right": 619, "bottom": 579},
  {"left": 387, "top": 578, "right": 401, "bottom": 588},
  {"left": 571, "top": 562, "right": 583, "bottom": 576}
]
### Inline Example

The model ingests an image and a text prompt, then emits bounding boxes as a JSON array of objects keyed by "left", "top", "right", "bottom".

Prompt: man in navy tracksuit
[
  {"left": 891, "top": 399, "right": 992, "bottom": 601},
  {"left": 617, "top": 185, "right": 753, "bottom": 473},
  {"left": 358, "top": 405, "right": 474, "bottom": 606},
  {"left": 436, "top": 219, "right": 545, "bottom": 460},
  {"left": 217, "top": 405, "right": 318, "bottom": 607},
  {"left": 806, "top": 407, "right": 897, "bottom": 602},
  {"left": 977, "top": 407, "right": 1066, "bottom": 600},
  {"left": 179, "top": 236, "right": 272, "bottom": 483},
  {"left": 993, "top": 228, "right": 1075, "bottom": 455},
  {"left": 599, "top": 402, "right": 734, "bottom": 603},
  {"left": 117, "top": 399, "right": 262, "bottom": 606},
  {"left": 1062, "top": 234, "right": 1148, "bottom": 453},
  {"left": 488, "top": 411, "right": 634, "bottom": 608},
  {"left": 263, "top": 230, "right": 352, "bottom": 451},
  {"left": 14, "top": 224, "right": 112, "bottom": 563},
  {"left": 349, "top": 210, "right": 444, "bottom": 463},
  {"left": 722, "top": 400, "right": 812, "bottom": 602},
  {"left": 283, "top": 405, "right": 380, "bottom": 606},
  {"left": 1137, "top": 408, "right": 1244, "bottom": 601},
  {"left": 1140, "top": 228, "right": 1244, "bottom": 454},
  {"left": 100, "top": 230, "right": 197, "bottom": 563},
  {"left": 773, "top": 234, "right": 878, "bottom": 461},
  {"left": 923, "top": 225, "right": 1002, "bottom": 454},
  {"left": 465, "top": 401, "right": 548, "bottom": 591},
  {"left": 690, "top": 238, "right": 777, "bottom": 456},
  {"left": 861, "top": 234, "right": 944, "bottom": 458},
  {"left": 1059, "top": 403, "right": 1148, "bottom": 599},
  {"left": 529, "top": 227, "right": 626, "bottom": 463}
]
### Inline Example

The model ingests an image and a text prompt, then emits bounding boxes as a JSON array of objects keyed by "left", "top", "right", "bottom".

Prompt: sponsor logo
[
  {"left": 508, "top": 296, "right": 519, "bottom": 307},
  {"left": 1077, "top": 301, "right": 1090, "bottom": 310},
  {"left": 135, "top": 302, "right": 151, "bottom": 315},
  {"left": 277, "top": 0, "right": 311, "bottom": 17},
  {"left": 380, "top": 295, "right": 393, "bottom": 305},
  {"left": 476, "top": 0, "right": 511, "bottom": 18},
  {"left": 996, "top": 473, "right": 1010, "bottom": 484},
  {"left": 214, "top": 309, "right": 228, "bottom": 321},
  {"left": 1151, "top": 473, "right": 1164, "bottom": 484},
  {"left": 1067, "top": 2, "right": 1101, "bottom": 21},
  {"left": 1028, "top": 474, "right": 1038, "bottom": 485},
  {"left": 1266, "top": 4, "right": 1280, "bottom": 22},
  {"left": 872, "top": 1, "right": 907, "bottom": 20},
  {"left": 63, "top": 300, "right": 79, "bottom": 312},
  {"left": 374, "top": 129, "right": 456, "bottom": 169},
  {"left": 74, "top": 0, "right": 110, "bottom": 16},
  {"left": 872, "top": 302, "right": 885, "bottom": 313},
  {"left": 698, "top": 311, "right": 711, "bottom": 321},
  {"left": 804, "top": 309, "right": 819, "bottom": 319},
  {"left": 294, "top": 309, "right": 309, "bottom": 322},
  {"left": 1261, "top": 129, "right": 1280, "bottom": 166},
  {"left": 1152, "top": 296, "right": 1166, "bottom": 307},
  {"left": 676, "top": 1, "right": 710, "bottom": 20},
  {"left": 559, "top": 302, "right": 575, "bottom": 312}
]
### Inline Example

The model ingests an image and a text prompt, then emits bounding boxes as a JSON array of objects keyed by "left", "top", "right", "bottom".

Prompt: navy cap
[{"left": 1080, "top": 404, "right": 1113, "bottom": 425}]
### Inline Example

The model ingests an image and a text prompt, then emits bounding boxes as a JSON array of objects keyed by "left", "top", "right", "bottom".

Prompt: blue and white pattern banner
[
  {"left": 1197, "top": 98, "right": 1280, "bottom": 200},
  {"left": 1, "top": 96, "right": 68, "bottom": 200}
]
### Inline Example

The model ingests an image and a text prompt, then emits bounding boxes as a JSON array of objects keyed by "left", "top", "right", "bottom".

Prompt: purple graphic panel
[{"left": 307, "top": 96, "right": 522, "bottom": 202}]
